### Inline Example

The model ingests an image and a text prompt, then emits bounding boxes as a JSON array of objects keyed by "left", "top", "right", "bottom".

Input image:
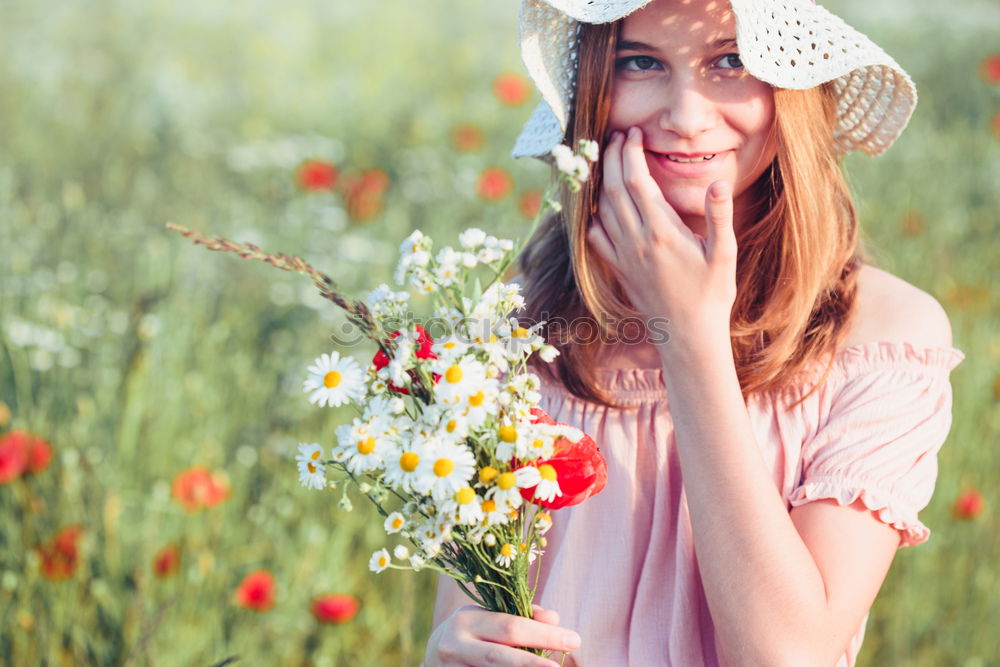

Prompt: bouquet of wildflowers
[{"left": 169, "top": 140, "right": 606, "bottom": 631}]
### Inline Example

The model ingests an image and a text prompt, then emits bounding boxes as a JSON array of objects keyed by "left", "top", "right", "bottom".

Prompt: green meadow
[{"left": 1, "top": 0, "right": 997, "bottom": 664}]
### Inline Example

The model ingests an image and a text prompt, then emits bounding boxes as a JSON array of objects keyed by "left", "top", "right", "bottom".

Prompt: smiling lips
[{"left": 646, "top": 149, "right": 730, "bottom": 174}]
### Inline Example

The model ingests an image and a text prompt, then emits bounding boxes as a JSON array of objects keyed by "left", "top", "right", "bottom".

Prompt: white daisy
[
  {"left": 384, "top": 511, "right": 406, "bottom": 535},
  {"left": 332, "top": 417, "right": 390, "bottom": 474},
  {"left": 417, "top": 441, "right": 477, "bottom": 502},
  {"left": 415, "top": 514, "right": 453, "bottom": 553},
  {"left": 393, "top": 544, "right": 410, "bottom": 560},
  {"left": 369, "top": 548, "right": 391, "bottom": 573},
  {"left": 303, "top": 351, "right": 365, "bottom": 407},
  {"left": 519, "top": 541, "right": 541, "bottom": 564},
  {"left": 431, "top": 355, "right": 487, "bottom": 405},
  {"left": 381, "top": 434, "right": 433, "bottom": 493},
  {"left": 430, "top": 335, "right": 470, "bottom": 361},
  {"left": 495, "top": 542, "right": 517, "bottom": 568},
  {"left": 458, "top": 228, "right": 487, "bottom": 249},
  {"left": 534, "top": 510, "right": 553, "bottom": 535},
  {"left": 409, "top": 554, "right": 426, "bottom": 571},
  {"left": 516, "top": 463, "right": 562, "bottom": 504},
  {"left": 458, "top": 381, "right": 499, "bottom": 429},
  {"left": 441, "top": 486, "right": 484, "bottom": 526},
  {"left": 295, "top": 443, "right": 326, "bottom": 490},
  {"left": 485, "top": 470, "right": 525, "bottom": 511},
  {"left": 479, "top": 497, "right": 510, "bottom": 527}
]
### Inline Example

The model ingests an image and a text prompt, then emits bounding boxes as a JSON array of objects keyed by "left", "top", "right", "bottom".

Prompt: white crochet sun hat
[{"left": 512, "top": 0, "right": 917, "bottom": 159}]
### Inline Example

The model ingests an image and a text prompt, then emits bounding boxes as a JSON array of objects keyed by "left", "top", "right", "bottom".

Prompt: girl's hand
[
  {"left": 587, "top": 126, "right": 737, "bottom": 350},
  {"left": 424, "top": 604, "right": 580, "bottom": 667}
]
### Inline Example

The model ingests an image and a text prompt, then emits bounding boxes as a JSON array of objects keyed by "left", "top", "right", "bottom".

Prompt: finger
[
  {"left": 619, "top": 126, "right": 668, "bottom": 228},
  {"left": 465, "top": 641, "right": 561, "bottom": 667},
  {"left": 587, "top": 215, "right": 619, "bottom": 266},
  {"left": 531, "top": 605, "right": 560, "bottom": 626},
  {"left": 469, "top": 611, "right": 581, "bottom": 654},
  {"left": 704, "top": 180, "right": 736, "bottom": 264},
  {"left": 600, "top": 130, "right": 642, "bottom": 243}
]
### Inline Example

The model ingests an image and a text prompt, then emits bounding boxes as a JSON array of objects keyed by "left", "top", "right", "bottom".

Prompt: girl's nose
[{"left": 658, "top": 79, "right": 718, "bottom": 139}]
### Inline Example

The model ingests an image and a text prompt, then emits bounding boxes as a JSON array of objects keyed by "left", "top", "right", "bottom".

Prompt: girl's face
[{"left": 607, "top": 0, "right": 778, "bottom": 237}]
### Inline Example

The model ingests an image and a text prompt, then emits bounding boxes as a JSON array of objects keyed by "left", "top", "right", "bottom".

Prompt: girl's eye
[
  {"left": 717, "top": 53, "right": 744, "bottom": 70},
  {"left": 616, "top": 55, "right": 661, "bottom": 72}
]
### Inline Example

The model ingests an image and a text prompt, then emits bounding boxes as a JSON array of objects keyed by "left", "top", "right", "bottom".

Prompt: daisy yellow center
[
  {"left": 399, "top": 452, "right": 420, "bottom": 472},
  {"left": 482, "top": 499, "right": 497, "bottom": 513},
  {"left": 433, "top": 458, "right": 455, "bottom": 477},
  {"left": 538, "top": 464, "right": 557, "bottom": 481},
  {"left": 468, "top": 391, "right": 485, "bottom": 407},
  {"left": 478, "top": 466, "right": 499, "bottom": 484},
  {"left": 500, "top": 543, "right": 515, "bottom": 557},
  {"left": 445, "top": 365, "right": 463, "bottom": 383},
  {"left": 357, "top": 437, "right": 376, "bottom": 455},
  {"left": 444, "top": 341, "right": 457, "bottom": 349},
  {"left": 519, "top": 543, "right": 528, "bottom": 553},
  {"left": 323, "top": 370, "right": 342, "bottom": 388},
  {"left": 307, "top": 462, "right": 317, "bottom": 474},
  {"left": 537, "top": 512, "right": 551, "bottom": 523},
  {"left": 532, "top": 439, "right": 545, "bottom": 449},
  {"left": 512, "top": 326, "right": 529, "bottom": 338},
  {"left": 392, "top": 517, "right": 404, "bottom": 529},
  {"left": 455, "top": 487, "right": 476, "bottom": 505},
  {"left": 310, "top": 450, "right": 321, "bottom": 460},
  {"left": 379, "top": 555, "right": 388, "bottom": 567},
  {"left": 497, "top": 472, "right": 516, "bottom": 490},
  {"left": 446, "top": 419, "right": 458, "bottom": 433},
  {"left": 498, "top": 425, "right": 517, "bottom": 443}
]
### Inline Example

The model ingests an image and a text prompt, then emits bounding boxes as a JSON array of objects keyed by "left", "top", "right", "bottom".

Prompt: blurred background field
[{"left": 0, "top": 0, "right": 997, "bottom": 664}]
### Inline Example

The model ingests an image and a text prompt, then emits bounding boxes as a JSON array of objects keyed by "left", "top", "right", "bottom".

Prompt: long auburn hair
[{"left": 518, "top": 21, "right": 866, "bottom": 410}]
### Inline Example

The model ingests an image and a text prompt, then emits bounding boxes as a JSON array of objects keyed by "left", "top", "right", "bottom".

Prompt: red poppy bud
[
  {"left": 952, "top": 489, "right": 985, "bottom": 520},
  {"left": 312, "top": 594, "right": 359, "bottom": 624},
  {"left": 235, "top": 570, "right": 277, "bottom": 612}
]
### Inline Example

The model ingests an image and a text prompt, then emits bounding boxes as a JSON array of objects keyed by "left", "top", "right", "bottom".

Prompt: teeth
[{"left": 665, "top": 154, "right": 716, "bottom": 163}]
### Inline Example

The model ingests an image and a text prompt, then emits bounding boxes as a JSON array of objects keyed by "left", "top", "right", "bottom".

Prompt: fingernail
[
  {"left": 563, "top": 631, "right": 581, "bottom": 650},
  {"left": 627, "top": 126, "right": 637, "bottom": 138}
]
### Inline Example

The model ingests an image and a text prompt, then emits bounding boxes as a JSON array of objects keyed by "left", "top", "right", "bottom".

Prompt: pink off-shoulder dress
[{"left": 531, "top": 340, "right": 964, "bottom": 667}]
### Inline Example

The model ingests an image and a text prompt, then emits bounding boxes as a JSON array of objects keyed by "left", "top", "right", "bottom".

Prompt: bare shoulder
[{"left": 841, "top": 264, "right": 954, "bottom": 350}]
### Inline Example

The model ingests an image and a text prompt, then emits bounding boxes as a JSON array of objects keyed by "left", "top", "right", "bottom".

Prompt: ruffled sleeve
[{"left": 788, "top": 342, "right": 965, "bottom": 548}]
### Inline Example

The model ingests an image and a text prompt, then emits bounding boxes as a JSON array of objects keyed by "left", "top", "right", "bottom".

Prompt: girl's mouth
[{"left": 646, "top": 150, "right": 730, "bottom": 176}]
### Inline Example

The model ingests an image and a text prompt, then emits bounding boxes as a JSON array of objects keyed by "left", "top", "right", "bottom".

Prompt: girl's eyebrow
[{"left": 616, "top": 37, "right": 738, "bottom": 51}]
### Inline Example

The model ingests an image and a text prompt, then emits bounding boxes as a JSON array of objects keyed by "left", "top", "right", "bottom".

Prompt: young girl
[{"left": 425, "top": 0, "right": 964, "bottom": 665}]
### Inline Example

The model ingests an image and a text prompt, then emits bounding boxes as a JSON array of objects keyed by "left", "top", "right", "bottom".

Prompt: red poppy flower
[
  {"left": 235, "top": 570, "right": 277, "bottom": 612},
  {"left": 493, "top": 72, "right": 532, "bottom": 107},
  {"left": 153, "top": 544, "right": 181, "bottom": 578},
  {"left": 518, "top": 190, "right": 543, "bottom": 219},
  {"left": 311, "top": 593, "right": 359, "bottom": 624},
  {"left": 517, "top": 408, "right": 607, "bottom": 510},
  {"left": 0, "top": 431, "right": 29, "bottom": 484},
  {"left": 952, "top": 488, "right": 985, "bottom": 520},
  {"left": 981, "top": 54, "right": 1000, "bottom": 84},
  {"left": 297, "top": 160, "right": 338, "bottom": 191},
  {"left": 371, "top": 325, "right": 438, "bottom": 394},
  {"left": 477, "top": 167, "right": 513, "bottom": 202},
  {"left": 453, "top": 124, "right": 486, "bottom": 153},
  {"left": 171, "top": 466, "right": 231, "bottom": 512},
  {"left": 37, "top": 525, "right": 84, "bottom": 581}
]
